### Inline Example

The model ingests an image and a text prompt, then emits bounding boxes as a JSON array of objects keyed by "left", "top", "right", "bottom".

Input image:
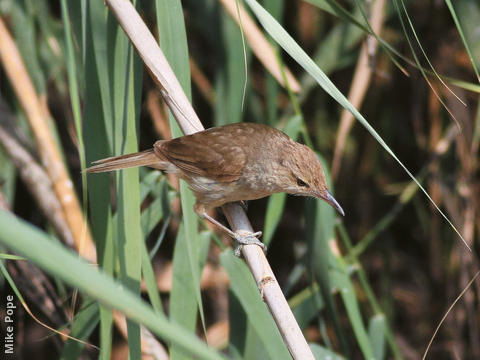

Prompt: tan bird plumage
[{"left": 87, "top": 123, "right": 344, "bottom": 253}]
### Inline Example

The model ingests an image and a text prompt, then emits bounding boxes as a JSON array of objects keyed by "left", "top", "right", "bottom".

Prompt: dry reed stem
[
  {"left": 427, "top": 90, "right": 444, "bottom": 281},
  {"left": 0, "top": 190, "right": 8, "bottom": 211},
  {"left": 0, "top": 111, "right": 74, "bottom": 247},
  {"left": 146, "top": 90, "right": 171, "bottom": 140},
  {"left": 106, "top": 0, "right": 313, "bottom": 358},
  {"left": 190, "top": 57, "right": 215, "bottom": 105},
  {"left": 113, "top": 310, "right": 169, "bottom": 360},
  {"left": 219, "top": 0, "right": 301, "bottom": 93},
  {"left": 205, "top": 320, "right": 229, "bottom": 349},
  {"left": 331, "top": 0, "right": 386, "bottom": 179},
  {"left": 0, "top": 17, "right": 96, "bottom": 262}
]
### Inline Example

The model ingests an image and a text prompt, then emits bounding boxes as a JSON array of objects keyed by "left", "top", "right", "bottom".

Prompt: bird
[{"left": 86, "top": 122, "right": 344, "bottom": 254}]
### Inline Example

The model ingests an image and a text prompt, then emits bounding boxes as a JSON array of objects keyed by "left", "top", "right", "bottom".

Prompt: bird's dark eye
[{"left": 296, "top": 178, "right": 309, "bottom": 187}]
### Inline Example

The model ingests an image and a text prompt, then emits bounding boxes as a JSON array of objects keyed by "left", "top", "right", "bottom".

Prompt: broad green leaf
[
  {"left": 289, "top": 284, "right": 325, "bottom": 330},
  {"left": 84, "top": 3, "right": 116, "bottom": 358},
  {"left": 369, "top": 314, "right": 387, "bottom": 360},
  {"left": 109, "top": 3, "right": 144, "bottom": 357},
  {"left": 447, "top": 0, "right": 480, "bottom": 81},
  {"left": 221, "top": 250, "right": 290, "bottom": 359},
  {"left": 156, "top": 0, "right": 207, "bottom": 351},
  {"left": 169, "top": 224, "right": 197, "bottom": 360},
  {"left": 310, "top": 343, "right": 345, "bottom": 360},
  {"left": 330, "top": 256, "right": 374, "bottom": 359},
  {"left": 0, "top": 211, "right": 225, "bottom": 360},
  {"left": 305, "top": 154, "right": 348, "bottom": 354}
]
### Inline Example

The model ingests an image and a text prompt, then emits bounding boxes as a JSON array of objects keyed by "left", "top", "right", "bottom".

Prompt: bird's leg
[
  {"left": 198, "top": 211, "right": 266, "bottom": 256},
  {"left": 239, "top": 200, "right": 248, "bottom": 212}
]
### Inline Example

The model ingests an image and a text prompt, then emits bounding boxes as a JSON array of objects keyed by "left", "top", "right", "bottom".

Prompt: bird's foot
[
  {"left": 233, "top": 231, "right": 266, "bottom": 257},
  {"left": 238, "top": 200, "right": 248, "bottom": 212},
  {"left": 197, "top": 209, "right": 266, "bottom": 256}
]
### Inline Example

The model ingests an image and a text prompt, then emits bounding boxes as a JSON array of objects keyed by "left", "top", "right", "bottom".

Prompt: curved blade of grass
[
  {"left": 263, "top": 115, "right": 302, "bottom": 245},
  {"left": 264, "top": 0, "right": 284, "bottom": 126},
  {"left": 228, "top": 288, "right": 248, "bottom": 356},
  {"left": 234, "top": 0, "right": 249, "bottom": 111},
  {"left": 422, "top": 270, "right": 480, "bottom": 360},
  {"left": 309, "top": 0, "right": 409, "bottom": 75},
  {"left": 155, "top": 0, "right": 207, "bottom": 342},
  {"left": 170, "top": 228, "right": 209, "bottom": 359},
  {"left": 169, "top": 223, "right": 198, "bottom": 360},
  {"left": 0, "top": 254, "right": 25, "bottom": 260},
  {"left": 330, "top": 256, "right": 374, "bottom": 359},
  {"left": 283, "top": 262, "right": 306, "bottom": 297},
  {"left": 140, "top": 241, "right": 163, "bottom": 314},
  {"left": 108, "top": 206, "right": 165, "bottom": 316},
  {"left": 0, "top": 211, "right": 225, "bottom": 360},
  {"left": 446, "top": 0, "right": 480, "bottom": 82},
  {"left": 141, "top": 195, "right": 165, "bottom": 236},
  {"left": 444, "top": 75, "right": 480, "bottom": 93},
  {"left": 310, "top": 343, "right": 345, "bottom": 360},
  {"left": 214, "top": 11, "right": 251, "bottom": 126},
  {"left": 289, "top": 284, "right": 325, "bottom": 330},
  {"left": 9, "top": 0, "right": 46, "bottom": 93},
  {"left": 388, "top": 0, "right": 463, "bottom": 128},
  {"left": 243, "top": 323, "right": 270, "bottom": 359},
  {"left": 220, "top": 250, "right": 291, "bottom": 359},
  {"left": 396, "top": 0, "right": 466, "bottom": 106},
  {"left": 146, "top": 177, "right": 172, "bottom": 259},
  {"left": 60, "top": 300, "right": 100, "bottom": 359},
  {"left": 356, "top": 0, "right": 465, "bottom": 119},
  {"left": 336, "top": 223, "right": 403, "bottom": 360},
  {"left": 0, "top": 148, "right": 16, "bottom": 205},
  {"left": 304, "top": 0, "right": 368, "bottom": 31},
  {"left": 89, "top": 1, "right": 114, "bottom": 151},
  {"left": 84, "top": 3, "right": 117, "bottom": 358},
  {"left": 307, "top": 0, "right": 480, "bottom": 94},
  {"left": 368, "top": 314, "right": 387, "bottom": 360},
  {"left": 244, "top": 0, "right": 470, "bottom": 251},
  {"left": 0, "top": 260, "right": 95, "bottom": 351},
  {"left": 61, "top": 0, "right": 89, "bottom": 252},
  {"left": 109, "top": 6, "right": 144, "bottom": 357},
  {"left": 263, "top": 193, "right": 286, "bottom": 247},
  {"left": 305, "top": 155, "right": 349, "bottom": 355}
]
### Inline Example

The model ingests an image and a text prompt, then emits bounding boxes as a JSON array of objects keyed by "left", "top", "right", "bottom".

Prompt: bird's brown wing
[{"left": 154, "top": 130, "right": 247, "bottom": 182}]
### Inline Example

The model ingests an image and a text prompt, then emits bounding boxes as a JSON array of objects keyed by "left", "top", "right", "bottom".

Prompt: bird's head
[{"left": 278, "top": 141, "right": 344, "bottom": 216}]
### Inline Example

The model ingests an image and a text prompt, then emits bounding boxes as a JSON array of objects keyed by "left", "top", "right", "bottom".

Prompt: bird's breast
[{"left": 186, "top": 174, "right": 275, "bottom": 209}]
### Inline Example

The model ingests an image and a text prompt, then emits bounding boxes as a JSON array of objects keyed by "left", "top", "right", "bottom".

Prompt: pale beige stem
[
  {"left": 0, "top": 17, "right": 96, "bottom": 262},
  {"left": 219, "top": 0, "right": 301, "bottom": 93},
  {"left": 0, "top": 114, "right": 74, "bottom": 247},
  {"left": 113, "top": 310, "right": 169, "bottom": 360},
  {"left": 190, "top": 57, "right": 215, "bottom": 105},
  {"left": 331, "top": 0, "right": 386, "bottom": 179},
  {"left": 106, "top": 0, "right": 313, "bottom": 358}
]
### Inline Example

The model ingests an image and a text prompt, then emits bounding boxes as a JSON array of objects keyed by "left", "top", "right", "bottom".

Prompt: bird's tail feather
[{"left": 86, "top": 149, "right": 163, "bottom": 173}]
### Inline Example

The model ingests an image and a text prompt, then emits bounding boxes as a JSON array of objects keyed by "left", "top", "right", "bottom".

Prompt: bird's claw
[
  {"left": 238, "top": 200, "right": 248, "bottom": 212},
  {"left": 233, "top": 231, "right": 266, "bottom": 257}
]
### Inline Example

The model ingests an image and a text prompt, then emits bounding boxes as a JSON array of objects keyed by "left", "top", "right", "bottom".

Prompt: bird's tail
[{"left": 86, "top": 149, "right": 163, "bottom": 173}]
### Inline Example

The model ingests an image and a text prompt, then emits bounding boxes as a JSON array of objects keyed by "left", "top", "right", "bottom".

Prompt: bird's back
[{"left": 154, "top": 123, "right": 290, "bottom": 182}]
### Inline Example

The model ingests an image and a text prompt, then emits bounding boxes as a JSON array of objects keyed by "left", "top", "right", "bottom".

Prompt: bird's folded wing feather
[{"left": 154, "top": 133, "right": 246, "bottom": 182}]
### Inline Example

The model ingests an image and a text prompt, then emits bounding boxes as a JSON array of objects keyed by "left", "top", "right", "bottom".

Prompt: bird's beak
[{"left": 321, "top": 189, "right": 345, "bottom": 216}]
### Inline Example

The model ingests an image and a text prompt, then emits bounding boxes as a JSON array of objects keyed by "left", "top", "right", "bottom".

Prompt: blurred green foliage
[{"left": 0, "top": 0, "right": 479, "bottom": 359}]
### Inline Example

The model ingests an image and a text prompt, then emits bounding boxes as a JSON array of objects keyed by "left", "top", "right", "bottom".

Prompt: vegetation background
[{"left": 0, "top": 0, "right": 478, "bottom": 359}]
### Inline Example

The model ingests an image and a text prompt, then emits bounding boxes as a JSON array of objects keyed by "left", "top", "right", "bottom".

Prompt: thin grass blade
[{"left": 244, "top": 0, "right": 470, "bottom": 250}]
